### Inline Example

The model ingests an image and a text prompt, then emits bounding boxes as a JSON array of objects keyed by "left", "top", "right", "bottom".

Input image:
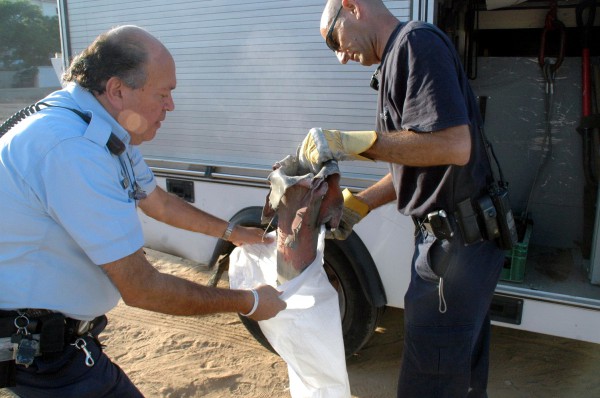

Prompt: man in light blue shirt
[{"left": 0, "top": 25, "right": 285, "bottom": 397}]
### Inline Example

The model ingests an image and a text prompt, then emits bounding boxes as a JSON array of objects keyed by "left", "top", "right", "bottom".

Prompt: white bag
[{"left": 229, "top": 227, "right": 351, "bottom": 398}]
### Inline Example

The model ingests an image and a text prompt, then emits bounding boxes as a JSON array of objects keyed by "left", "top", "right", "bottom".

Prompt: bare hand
[
  {"left": 247, "top": 285, "right": 286, "bottom": 321},
  {"left": 230, "top": 226, "right": 274, "bottom": 246}
]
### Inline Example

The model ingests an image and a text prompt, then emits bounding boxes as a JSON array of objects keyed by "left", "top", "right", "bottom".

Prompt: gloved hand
[
  {"left": 299, "top": 127, "right": 377, "bottom": 168},
  {"left": 326, "top": 188, "right": 370, "bottom": 240}
]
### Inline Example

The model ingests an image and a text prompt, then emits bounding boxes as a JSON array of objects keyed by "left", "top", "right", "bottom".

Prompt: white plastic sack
[{"left": 229, "top": 226, "right": 351, "bottom": 398}]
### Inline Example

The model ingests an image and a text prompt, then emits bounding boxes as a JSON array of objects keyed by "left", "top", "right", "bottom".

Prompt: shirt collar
[
  {"left": 65, "top": 83, "right": 131, "bottom": 146},
  {"left": 380, "top": 22, "right": 405, "bottom": 67}
]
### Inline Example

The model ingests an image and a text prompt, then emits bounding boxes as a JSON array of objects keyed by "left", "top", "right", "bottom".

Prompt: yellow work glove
[
  {"left": 327, "top": 188, "right": 370, "bottom": 240},
  {"left": 299, "top": 127, "right": 377, "bottom": 168}
]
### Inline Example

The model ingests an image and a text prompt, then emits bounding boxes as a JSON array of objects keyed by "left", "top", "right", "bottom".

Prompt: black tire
[{"left": 239, "top": 240, "right": 385, "bottom": 357}]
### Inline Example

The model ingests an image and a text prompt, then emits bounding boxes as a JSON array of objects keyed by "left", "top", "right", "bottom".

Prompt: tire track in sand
[{"left": 106, "top": 303, "right": 268, "bottom": 355}]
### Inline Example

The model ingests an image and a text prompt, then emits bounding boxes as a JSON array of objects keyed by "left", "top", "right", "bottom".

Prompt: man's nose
[
  {"left": 336, "top": 50, "right": 348, "bottom": 64},
  {"left": 164, "top": 95, "right": 175, "bottom": 111}
]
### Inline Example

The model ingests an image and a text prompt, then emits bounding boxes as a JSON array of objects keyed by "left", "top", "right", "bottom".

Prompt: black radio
[
  {"left": 454, "top": 184, "right": 518, "bottom": 250},
  {"left": 487, "top": 182, "right": 519, "bottom": 250}
]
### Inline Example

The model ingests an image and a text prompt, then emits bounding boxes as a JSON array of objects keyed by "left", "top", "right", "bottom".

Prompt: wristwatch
[{"left": 221, "top": 221, "right": 236, "bottom": 241}]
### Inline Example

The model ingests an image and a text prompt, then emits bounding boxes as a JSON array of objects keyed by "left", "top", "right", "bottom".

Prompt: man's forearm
[
  {"left": 356, "top": 173, "right": 397, "bottom": 211},
  {"left": 102, "top": 249, "right": 254, "bottom": 316},
  {"left": 364, "top": 125, "right": 471, "bottom": 166},
  {"left": 139, "top": 187, "right": 230, "bottom": 239}
]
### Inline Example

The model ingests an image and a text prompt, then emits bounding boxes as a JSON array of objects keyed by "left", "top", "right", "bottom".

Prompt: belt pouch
[
  {"left": 489, "top": 188, "right": 519, "bottom": 250},
  {"left": 455, "top": 198, "right": 483, "bottom": 244},
  {"left": 39, "top": 313, "right": 65, "bottom": 353},
  {"left": 0, "top": 360, "right": 16, "bottom": 388}
]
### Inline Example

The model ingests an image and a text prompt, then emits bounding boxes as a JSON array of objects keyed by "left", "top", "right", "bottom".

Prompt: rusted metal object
[{"left": 263, "top": 156, "right": 343, "bottom": 284}]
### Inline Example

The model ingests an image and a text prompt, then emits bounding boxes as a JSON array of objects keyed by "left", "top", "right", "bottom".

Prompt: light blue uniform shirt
[{"left": 0, "top": 83, "right": 157, "bottom": 320}]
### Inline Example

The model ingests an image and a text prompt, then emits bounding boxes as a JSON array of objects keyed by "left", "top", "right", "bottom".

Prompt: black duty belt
[{"left": 0, "top": 309, "right": 103, "bottom": 363}]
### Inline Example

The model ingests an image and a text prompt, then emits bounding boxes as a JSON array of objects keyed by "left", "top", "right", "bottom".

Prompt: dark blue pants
[
  {"left": 397, "top": 230, "right": 504, "bottom": 398},
  {"left": 9, "top": 316, "right": 143, "bottom": 398}
]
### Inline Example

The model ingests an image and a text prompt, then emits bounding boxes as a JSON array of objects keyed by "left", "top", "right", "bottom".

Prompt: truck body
[{"left": 57, "top": 0, "right": 600, "bottom": 351}]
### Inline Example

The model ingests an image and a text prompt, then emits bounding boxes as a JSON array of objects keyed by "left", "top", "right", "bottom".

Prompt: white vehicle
[{"left": 57, "top": 0, "right": 600, "bottom": 353}]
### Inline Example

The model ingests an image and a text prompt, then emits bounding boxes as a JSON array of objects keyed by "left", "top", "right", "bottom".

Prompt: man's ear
[
  {"left": 103, "top": 76, "right": 126, "bottom": 110},
  {"left": 342, "top": 0, "right": 360, "bottom": 19}
]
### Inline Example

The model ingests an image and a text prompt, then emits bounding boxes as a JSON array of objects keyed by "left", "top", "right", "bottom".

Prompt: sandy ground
[
  {"left": 2, "top": 88, "right": 600, "bottom": 397},
  {"left": 3, "top": 249, "right": 600, "bottom": 398}
]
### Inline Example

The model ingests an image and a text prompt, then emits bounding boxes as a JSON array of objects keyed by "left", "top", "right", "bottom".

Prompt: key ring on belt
[{"left": 71, "top": 336, "right": 95, "bottom": 367}]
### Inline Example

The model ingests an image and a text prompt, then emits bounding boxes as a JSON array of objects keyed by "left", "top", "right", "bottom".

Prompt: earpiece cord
[{"left": 0, "top": 101, "right": 136, "bottom": 198}]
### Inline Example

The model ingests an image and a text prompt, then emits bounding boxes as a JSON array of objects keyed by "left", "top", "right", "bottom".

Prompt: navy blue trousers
[
  {"left": 9, "top": 316, "right": 143, "bottom": 398},
  {"left": 397, "top": 230, "right": 504, "bottom": 398}
]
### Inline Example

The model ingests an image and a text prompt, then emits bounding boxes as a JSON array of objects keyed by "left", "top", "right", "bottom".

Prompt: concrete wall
[
  {"left": 0, "top": 71, "right": 16, "bottom": 89},
  {"left": 37, "top": 66, "right": 60, "bottom": 87}
]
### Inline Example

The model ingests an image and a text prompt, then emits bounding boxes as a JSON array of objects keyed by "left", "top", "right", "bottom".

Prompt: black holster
[{"left": 454, "top": 188, "right": 518, "bottom": 250}]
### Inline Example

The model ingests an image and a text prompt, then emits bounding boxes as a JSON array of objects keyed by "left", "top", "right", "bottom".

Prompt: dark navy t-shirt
[{"left": 376, "top": 21, "right": 492, "bottom": 217}]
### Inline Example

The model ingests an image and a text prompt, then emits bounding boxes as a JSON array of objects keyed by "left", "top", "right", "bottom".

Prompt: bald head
[
  {"left": 106, "top": 25, "right": 157, "bottom": 42},
  {"left": 106, "top": 25, "right": 169, "bottom": 56},
  {"left": 322, "top": 0, "right": 341, "bottom": 29},
  {"left": 321, "top": 0, "right": 393, "bottom": 28},
  {"left": 320, "top": 0, "right": 399, "bottom": 65},
  {"left": 63, "top": 25, "right": 171, "bottom": 95}
]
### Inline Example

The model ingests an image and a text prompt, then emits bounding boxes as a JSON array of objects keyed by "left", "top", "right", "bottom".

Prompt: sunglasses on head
[{"left": 325, "top": 5, "right": 343, "bottom": 52}]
